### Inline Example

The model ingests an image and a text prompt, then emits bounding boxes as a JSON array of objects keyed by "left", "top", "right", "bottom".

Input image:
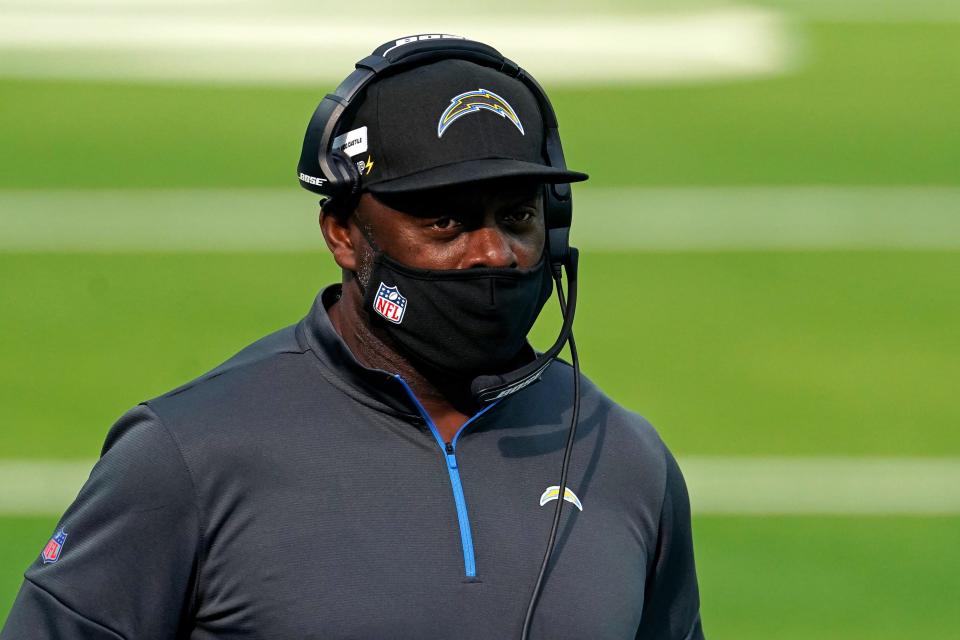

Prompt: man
[{"left": 2, "top": 36, "right": 704, "bottom": 639}]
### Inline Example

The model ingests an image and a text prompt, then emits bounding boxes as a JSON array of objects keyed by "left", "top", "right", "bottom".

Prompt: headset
[{"left": 297, "top": 35, "right": 583, "bottom": 640}]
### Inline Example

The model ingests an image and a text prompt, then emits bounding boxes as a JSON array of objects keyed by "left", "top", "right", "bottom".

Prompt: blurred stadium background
[{"left": 1, "top": 0, "right": 958, "bottom": 636}]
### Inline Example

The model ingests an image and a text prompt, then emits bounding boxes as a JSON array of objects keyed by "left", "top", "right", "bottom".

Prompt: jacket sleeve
[
  {"left": 636, "top": 449, "right": 705, "bottom": 640},
  {"left": 1, "top": 405, "right": 201, "bottom": 640}
]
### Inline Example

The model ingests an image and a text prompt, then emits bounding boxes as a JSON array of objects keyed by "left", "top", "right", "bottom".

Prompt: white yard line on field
[
  {"left": 741, "top": 0, "right": 960, "bottom": 23},
  {"left": 2, "top": 187, "right": 960, "bottom": 252},
  {"left": 0, "top": 461, "right": 96, "bottom": 517},
  {"left": 682, "top": 457, "right": 960, "bottom": 515},
  {"left": 4, "top": 0, "right": 959, "bottom": 22},
  {"left": 570, "top": 186, "right": 960, "bottom": 251},
  {"left": 0, "top": 6, "right": 794, "bottom": 85},
  {"left": 2, "top": 457, "right": 958, "bottom": 516}
]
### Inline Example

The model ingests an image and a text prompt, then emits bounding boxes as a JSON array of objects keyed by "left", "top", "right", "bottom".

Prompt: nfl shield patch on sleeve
[{"left": 41, "top": 528, "right": 68, "bottom": 564}]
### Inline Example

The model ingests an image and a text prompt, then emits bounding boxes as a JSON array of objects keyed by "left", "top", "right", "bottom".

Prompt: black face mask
[{"left": 360, "top": 251, "right": 554, "bottom": 377}]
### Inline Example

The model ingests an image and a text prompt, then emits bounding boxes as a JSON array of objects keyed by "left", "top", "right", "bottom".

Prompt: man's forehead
[{"left": 371, "top": 178, "right": 542, "bottom": 216}]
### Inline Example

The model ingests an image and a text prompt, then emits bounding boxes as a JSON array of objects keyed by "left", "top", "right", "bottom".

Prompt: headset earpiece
[
  {"left": 325, "top": 149, "right": 362, "bottom": 206},
  {"left": 544, "top": 185, "right": 572, "bottom": 270}
]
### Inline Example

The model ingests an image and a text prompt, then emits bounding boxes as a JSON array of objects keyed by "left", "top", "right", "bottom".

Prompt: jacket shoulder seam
[
  {"left": 138, "top": 402, "right": 206, "bottom": 621},
  {"left": 159, "top": 332, "right": 306, "bottom": 400}
]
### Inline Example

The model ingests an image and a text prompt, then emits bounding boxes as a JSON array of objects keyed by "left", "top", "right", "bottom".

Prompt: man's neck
[{"left": 327, "top": 281, "right": 473, "bottom": 443}]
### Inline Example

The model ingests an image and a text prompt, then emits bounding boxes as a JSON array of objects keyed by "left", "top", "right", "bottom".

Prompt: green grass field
[{"left": 2, "top": 4, "right": 959, "bottom": 635}]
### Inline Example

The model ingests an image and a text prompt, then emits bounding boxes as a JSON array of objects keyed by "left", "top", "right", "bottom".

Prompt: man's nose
[{"left": 462, "top": 225, "right": 518, "bottom": 269}]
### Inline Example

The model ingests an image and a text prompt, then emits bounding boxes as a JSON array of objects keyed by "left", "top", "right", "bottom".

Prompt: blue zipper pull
[{"left": 445, "top": 442, "right": 458, "bottom": 469}]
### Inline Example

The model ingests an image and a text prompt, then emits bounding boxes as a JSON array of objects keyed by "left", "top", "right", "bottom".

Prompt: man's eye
[
  {"left": 430, "top": 216, "right": 460, "bottom": 230},
  {"left": 504, "top": 208, "right": 537, "bottom": 224}
]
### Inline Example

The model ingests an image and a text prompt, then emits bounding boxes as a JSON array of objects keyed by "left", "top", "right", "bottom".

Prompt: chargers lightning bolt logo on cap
[
  {"left": 437, "top": 89, "right": 524, "bottom": 138},
  {"left": 539, "top": 486, "right": 583, "bottom": 511}
]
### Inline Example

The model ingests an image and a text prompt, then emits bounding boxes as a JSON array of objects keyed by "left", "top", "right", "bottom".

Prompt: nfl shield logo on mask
[
  {"left": 41, "top": 528, "right": 68, "bottom": 564},
  {"left": 373, "top": 283, "right": 407, "bottom": 324}
]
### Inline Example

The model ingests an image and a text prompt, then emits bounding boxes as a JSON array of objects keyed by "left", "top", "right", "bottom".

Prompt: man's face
[{"left": 350, "top": 179, "right": 546, "bottom": 285}]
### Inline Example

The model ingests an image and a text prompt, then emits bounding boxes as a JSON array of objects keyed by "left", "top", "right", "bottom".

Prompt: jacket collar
[{"left": 297, "top": 284, "right": 422, "bottom": 418}]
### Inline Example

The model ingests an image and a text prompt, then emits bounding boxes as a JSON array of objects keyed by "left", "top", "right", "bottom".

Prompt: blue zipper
[{"left": 394, "top": 374, "right": 500, "bottom": 578}]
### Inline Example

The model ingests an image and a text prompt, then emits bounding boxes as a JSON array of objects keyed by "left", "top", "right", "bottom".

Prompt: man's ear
[{"left": 320, "top": 207, "right": 358, "bottom": 272}]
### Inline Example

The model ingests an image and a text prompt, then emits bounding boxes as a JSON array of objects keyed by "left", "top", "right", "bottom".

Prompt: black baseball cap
[{"left": 330, "top": 58, "right": 588, "bottom": 194}]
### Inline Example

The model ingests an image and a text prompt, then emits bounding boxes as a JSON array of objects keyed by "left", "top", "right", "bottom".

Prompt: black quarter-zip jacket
[{"left": 2, "top": 286, "right": 704, "bottom": 640}]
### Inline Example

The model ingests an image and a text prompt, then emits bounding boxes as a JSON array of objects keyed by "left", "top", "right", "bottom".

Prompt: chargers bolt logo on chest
[
  {"left": 373, "top": 283, "right": 407, "bottom": 324},
  {"left": 539, "top": 486, "right": 583, "bottom": 511},
  {"left": 41, "top": 528, "right": 68, "bottom": 564}
]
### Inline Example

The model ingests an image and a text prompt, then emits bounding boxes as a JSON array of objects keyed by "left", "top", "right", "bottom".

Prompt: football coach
[{"left": 2, "top": 35, "right": 704, "bottom": 639}]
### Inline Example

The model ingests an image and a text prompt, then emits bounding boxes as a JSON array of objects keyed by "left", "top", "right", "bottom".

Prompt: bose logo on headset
[
  {"left": 298, "top": 172, "right": 327, "bottom": 186},
  {"left": 490, "top": 373, "right": 542, "bottom": 401},
  {"left": 383, "top": 34, "right": 465, "bottom": 55}
]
